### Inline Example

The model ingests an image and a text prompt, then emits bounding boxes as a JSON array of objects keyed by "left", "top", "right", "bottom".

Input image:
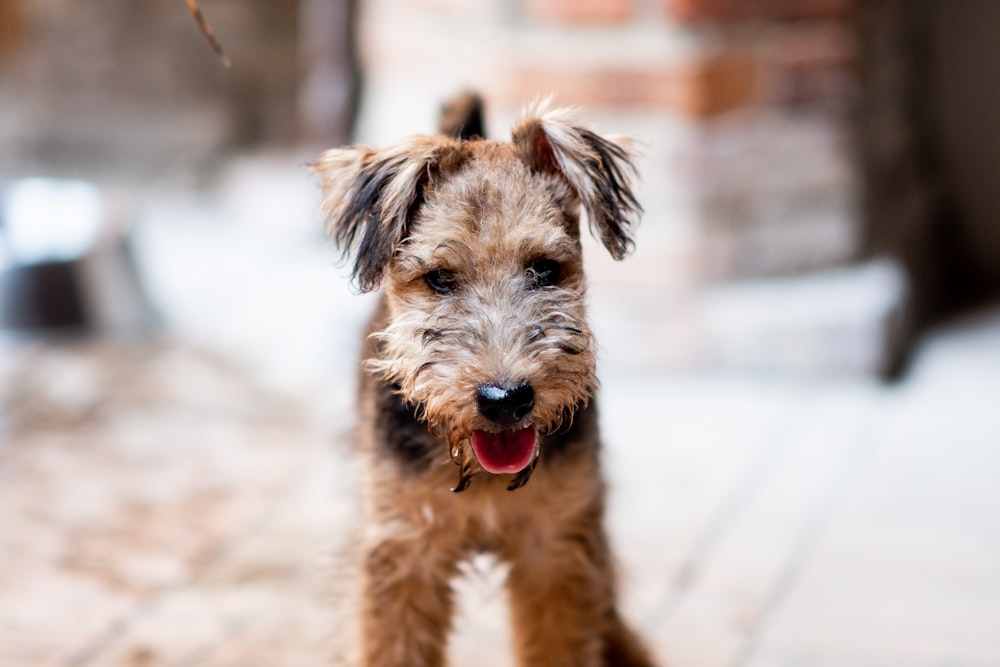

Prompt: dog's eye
[
  {"left": 424, "top": 269, "right": 458, "bottom": 295},
  {"left": 526, "top": 259, "right": 561, "bottom": 289}
]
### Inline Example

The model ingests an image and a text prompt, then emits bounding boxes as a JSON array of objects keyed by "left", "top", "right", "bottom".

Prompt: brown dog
[{"left": 315, "top": 96, "right": 656, "bottom": 667}]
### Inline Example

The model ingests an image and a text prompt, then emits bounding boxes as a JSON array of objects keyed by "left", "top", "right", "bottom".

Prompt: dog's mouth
[{"left": 470, "top": 426, "right": 538, "bottom": 475}]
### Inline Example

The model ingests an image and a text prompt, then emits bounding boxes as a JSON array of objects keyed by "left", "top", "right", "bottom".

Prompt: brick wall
[
  {"left": 354, "top": 0, "right": 860, "bottom": 279},
  {"left": 0, "top": 0, "right": 301, "bottom": 181}
]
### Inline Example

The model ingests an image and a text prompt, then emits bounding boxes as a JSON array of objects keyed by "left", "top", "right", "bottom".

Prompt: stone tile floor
[
  {"left": 3, "top": 310, "right": 999, "bottom": 667},
  {"left": 1, "top": 164, "right": 999, "bottom": 666}
]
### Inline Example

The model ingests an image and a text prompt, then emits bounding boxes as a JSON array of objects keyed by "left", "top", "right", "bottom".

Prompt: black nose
[{"left": 476, "top": 382, "right": 535, "bottom": 426}]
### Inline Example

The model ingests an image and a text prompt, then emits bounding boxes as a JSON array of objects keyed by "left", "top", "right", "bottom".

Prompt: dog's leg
[
  {"left": 602, "top": 609, "right": 659, "bottom": 667},
  {"left": 357, "top": 534, "right": 457, "bottom": 667},
  {"left": 501, "top": 504, "right": 610, "bottom": 666},
  {"left": 503, "top": 502, "right": 658, "bottom": 667}
]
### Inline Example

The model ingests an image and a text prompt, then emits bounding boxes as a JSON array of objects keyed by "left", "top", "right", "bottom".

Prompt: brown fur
[{"left": 315, "top": 100, "right": 656, "bottom": 667}]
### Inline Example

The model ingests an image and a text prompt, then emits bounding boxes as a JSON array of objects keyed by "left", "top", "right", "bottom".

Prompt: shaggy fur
[{"left": 315, "top": 99, "right": 656, "bottom": 667}]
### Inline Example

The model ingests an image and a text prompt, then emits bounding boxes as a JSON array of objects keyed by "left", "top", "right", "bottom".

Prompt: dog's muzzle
[{"left": 451, "top": 382, "right": 542, "bottom": 493}]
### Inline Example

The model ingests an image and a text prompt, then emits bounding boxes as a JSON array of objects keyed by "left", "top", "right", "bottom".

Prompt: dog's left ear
[
  {"left": 512, "top": 103, "right": 641, "bottom": 260},
  {"left": 314, "top": 136, "right": 458, "bottom": 292}
]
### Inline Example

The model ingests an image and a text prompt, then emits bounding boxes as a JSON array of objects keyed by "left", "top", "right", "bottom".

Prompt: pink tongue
[{"left": 470, "top": 427, "right": 538, "bottom": 474}]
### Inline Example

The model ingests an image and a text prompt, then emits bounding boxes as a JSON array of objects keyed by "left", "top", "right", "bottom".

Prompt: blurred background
[{"left": 1, "top": 1, "right": 998, "bottom": 666}]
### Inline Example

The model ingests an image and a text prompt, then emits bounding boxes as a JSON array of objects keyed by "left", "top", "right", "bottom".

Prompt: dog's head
[{"left": 315, "top": 101, "right": 640, "bottom": 489}]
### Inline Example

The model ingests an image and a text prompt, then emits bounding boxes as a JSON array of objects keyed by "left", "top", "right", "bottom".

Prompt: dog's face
[{"left": 315, "top": 103, "right": 640, "bottom": 488}]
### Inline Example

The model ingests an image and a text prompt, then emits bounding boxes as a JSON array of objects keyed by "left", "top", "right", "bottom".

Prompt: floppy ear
[
  {"left": 512, "top": 102, "right": 641, "bottom": 260},
  {"left": 314, "top": 136, "right": 457, "bottom": 291}
]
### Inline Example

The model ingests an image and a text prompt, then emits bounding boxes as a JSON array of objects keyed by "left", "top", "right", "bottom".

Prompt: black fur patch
[
  {"left": 370, "top": 379, "right": 439, "bottom": 470},
  {"left": 541, "top": 400, "right": 598, "bottom": 461}
]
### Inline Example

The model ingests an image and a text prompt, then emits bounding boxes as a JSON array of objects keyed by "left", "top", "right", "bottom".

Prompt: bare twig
[{"left": 185, "top": 0, "right": 232, "bottom": 68}]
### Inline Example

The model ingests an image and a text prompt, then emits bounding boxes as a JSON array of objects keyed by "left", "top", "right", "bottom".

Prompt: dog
[{"left": 314, "top": 94, "right": 657, "bottom": 667}]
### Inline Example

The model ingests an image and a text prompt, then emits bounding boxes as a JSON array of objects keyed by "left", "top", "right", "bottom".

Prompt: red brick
[
  {"left": 399, "top": 0, "right": 497, "bottom": 18},
  {"left": 670, "top": 51, "right": 760, "bottom": 116},
  {"left": 0, "top": 0, "right": 22, "bottom": 58},
  {"left": 500, "top": 51, "right": 759, "bottom": 117},
  {"left": 522, "top": 0, "right": 636, "bottom": 24},
  {"left": 666, "top": 0, "right": 854, "bottom": 23},
  {"left": 760, "top": 24, "right": 857, "bottom": 105}
]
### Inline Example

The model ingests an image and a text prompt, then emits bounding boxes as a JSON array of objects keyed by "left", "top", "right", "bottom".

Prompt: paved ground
[{"left": 1, "top": 157, "right": 999, "bottom": 666}]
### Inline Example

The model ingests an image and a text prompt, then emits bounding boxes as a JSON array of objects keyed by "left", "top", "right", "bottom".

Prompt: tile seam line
[
  {"left": 727, "top": 389, "right": 896, "bottom": 667},
  {"left": 642, "top": 381, "right": 822, "bottom": 629}
]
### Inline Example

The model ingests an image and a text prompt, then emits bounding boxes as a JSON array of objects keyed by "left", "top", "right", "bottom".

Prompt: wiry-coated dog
[{"left": 315, "top": 95, "right": 657, "bottom": 667}]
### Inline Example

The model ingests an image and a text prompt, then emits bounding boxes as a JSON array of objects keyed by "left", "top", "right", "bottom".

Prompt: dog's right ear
[
  {"left": 512, "top": 101, "right": 641, "bottom": 260},
  {"left": 314, "top": 136, "right": 458, "bottom": 292}
]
